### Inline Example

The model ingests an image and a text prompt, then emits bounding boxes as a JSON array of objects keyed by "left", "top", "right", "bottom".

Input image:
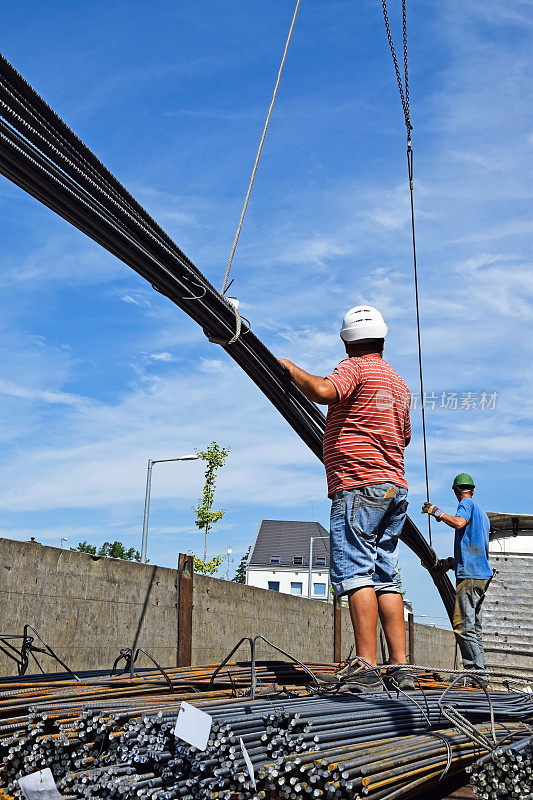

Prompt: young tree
[
  {"left": 71, "top": 540, "right": 142, "bottom": 561},
  {"left": 193, "top": 442, "right": 229, "bottom": 563},
  {"left": 190, "top": 553, "right": 224, "bottom": 576},
  {"left": 397, "top": 565, "right": 406, "bottom": 598},
  {"left": 232, "top": 547, "right": 250, "bottom": 584}
]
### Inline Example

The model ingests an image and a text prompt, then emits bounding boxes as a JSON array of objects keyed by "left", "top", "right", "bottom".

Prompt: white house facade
[{"left": 246, "top": 520, "right": 331, "bottom": 601}]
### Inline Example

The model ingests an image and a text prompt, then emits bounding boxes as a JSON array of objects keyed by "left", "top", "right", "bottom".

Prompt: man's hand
[
  {"left": 422, "top": 502, "right": 468, "bottom": 531},
  {"left": 277, "top": 358, "right": 337, "bottom": 404},
  {"left": 422, "top": 501, "right": 444, "bottom": 521},
  {"left": 431, "top": 557, "right": 454, "bottom": 576},
  {"left": 278, "top": 358, "right": 295, "bottom": 374}
]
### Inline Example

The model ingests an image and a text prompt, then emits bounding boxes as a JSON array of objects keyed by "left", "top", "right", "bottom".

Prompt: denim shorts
[{"left": 329, "top": 483, "right": 408, "bottom": 596}]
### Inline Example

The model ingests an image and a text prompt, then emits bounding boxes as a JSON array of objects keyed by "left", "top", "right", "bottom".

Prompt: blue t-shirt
[{"left": 454, "top": 497, "right": 493, "bottom": 580}]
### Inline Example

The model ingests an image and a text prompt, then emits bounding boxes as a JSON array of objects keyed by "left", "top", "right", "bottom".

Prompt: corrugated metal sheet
[
  {"left": 488, "top": 512, "right": 533, "bottom": 533},
  {"left": 483, "top": 553, "right": 533, "bottom": 677}
]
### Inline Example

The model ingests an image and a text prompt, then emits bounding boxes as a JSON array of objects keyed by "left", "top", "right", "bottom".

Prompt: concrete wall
[
  {"left": 411, "top": 623, "right": 457, "bottom": 670},
  {"left": 0, "top": 538, "right": 178, "bottom": 674},
  {"left": 192, "top": 575, "right": 338, "bottom": 665},
  {"left": 192, "top": 580, "right": 455, "bottom": 669},
  {"left": 0, "top": 538, "right": 455, "bottom": 676}
]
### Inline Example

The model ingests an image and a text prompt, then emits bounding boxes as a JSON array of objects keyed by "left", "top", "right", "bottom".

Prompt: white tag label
[
  {"left": 173, "top": 701, "right": 212, "bottom": 751},
  {"left": 18, "top": 769, "right": 63, "bottom": 800},
  {"left": 240, "top": 737, "right": 256, "bottom": 789}
]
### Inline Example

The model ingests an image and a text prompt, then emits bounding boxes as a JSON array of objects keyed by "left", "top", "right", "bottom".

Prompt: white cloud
[
  {"left": 0, "top": 361, "right": 321, "bottom": 512},
  {"left": 0, "top": 379, "right": 88, "bottom": 407},
  {"left": 133, "top": 186, "right": 198, "bottom": 228},
  {"left": 0, "top": 526, "right": 102, "bottom": 544},
  {"left": 199, "top": 358, "right": 227, "bottom": 372},
  {"left": 0, "top": 230, "right": 123, "bottom": 288},
  {"left": 150, "top": 352, "right": 173, "bottom": 362},
  {"left": 121, "top": 293, "right": 151, "bottom": 307}
]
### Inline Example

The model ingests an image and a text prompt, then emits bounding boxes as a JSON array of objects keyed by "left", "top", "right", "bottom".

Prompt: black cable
[
  {"left": 407, "top": 145, "right": 432, "bottom": 546},
  {"left": 382, "top": 0, "right": 433, "bottom": 546}
]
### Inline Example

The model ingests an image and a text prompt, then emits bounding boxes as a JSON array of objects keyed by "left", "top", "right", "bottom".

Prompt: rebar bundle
[
  {"left": 0, "top": 50, "right": 455, "bottom": 619},
  {"left": 258, "top": 725, "right": 508, "bottom": 800},
  {"left": 1, "top": 680, "right": 532, "bottom": 800},
  {"left": 468, "top": 736, "right": 533, "bottom": 799}
]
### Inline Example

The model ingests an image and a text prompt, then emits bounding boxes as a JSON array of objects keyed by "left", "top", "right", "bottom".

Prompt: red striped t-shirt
[{"left": 323, "top": 354, "right": 411, "bottom": 497}]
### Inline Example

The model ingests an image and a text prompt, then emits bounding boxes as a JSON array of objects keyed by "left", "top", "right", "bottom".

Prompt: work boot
[
  {"left": 343, "top": 669, "right": 383, "bottom": 693},
  {"left": 315, "top": 660, "right": 382, "bottom": 692},
  {"left": 384, "top": 665, "right": 416, "bottom": 691},
  {"left": 468, "top": 673, "right": 490, "bottom": 691}
]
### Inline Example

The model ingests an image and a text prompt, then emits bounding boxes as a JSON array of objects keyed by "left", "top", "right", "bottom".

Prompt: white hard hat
[{"left": 340, "top": 305, "right": 388, "bottom": 342}]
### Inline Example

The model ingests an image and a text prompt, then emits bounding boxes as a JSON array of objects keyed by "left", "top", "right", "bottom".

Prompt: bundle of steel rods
[
  {"left": 0, "top": 50, "right": 325, "bottom": 465},
  {"left": 0, "top": 50, "right": 455, "bottom": 617},
  {"left": 0, "top": 662, "right": 315, "bottom": 759},
  {"left": 258, "top": 724, "right": 512, "bottom": 800},
  {"left": 0, "top": 660, "right": 477, "bottom": 765},
  {"left": 467, "top": 735, "right": 533, "bottom": 799},
  {"left": 1, "top": 680, "right": 532, "bottom": 799},
  {"left": 0, "top": 660, "right": 338, "bottom": 694}
]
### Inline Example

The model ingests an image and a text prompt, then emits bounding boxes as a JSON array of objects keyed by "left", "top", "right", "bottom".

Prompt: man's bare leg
[
  {"left": 377, "top": 592, "right": 407, "bottom": 664},
  {"left": 347, "top": 587, "right": 379, "bottom": 666}
]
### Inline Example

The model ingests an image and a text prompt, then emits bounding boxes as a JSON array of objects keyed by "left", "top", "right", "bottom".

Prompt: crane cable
[
  {"left": 217, "top": 0, "right": 301, "bottom": 345},
  {"left": 381, "top": 0, "right": 433, "bottom": 546}
]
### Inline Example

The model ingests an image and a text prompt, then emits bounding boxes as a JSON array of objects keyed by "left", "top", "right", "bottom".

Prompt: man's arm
[
  {"left": 422, "top": 502, "right": 467, "bottom": 530},
  {"left": 278, "top": 359, "right": 338, "bottom": 404},
  {"left": 440, "top": 513, "right": 468, "bottom": 531}
]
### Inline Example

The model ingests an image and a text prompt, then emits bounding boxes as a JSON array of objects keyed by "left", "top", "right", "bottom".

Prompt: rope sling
[{"left": 217, "top": 0, "right": 301, "bottom": 345}]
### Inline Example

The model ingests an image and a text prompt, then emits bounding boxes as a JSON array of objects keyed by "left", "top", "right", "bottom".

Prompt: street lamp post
[
  {"left": 226, "top": 547, "right": 233, "bottom": 580},
  {"left": 141, "top": 454, "right": 199, "bottom": 564},
  {"left": 308, "top": 536, "right": 330, "bottom": 600}
]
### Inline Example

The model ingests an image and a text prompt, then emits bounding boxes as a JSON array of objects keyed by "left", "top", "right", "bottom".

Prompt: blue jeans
[
  {"left": 329, "top": 483, "right": 408, "bottom": 596},
  {"left": 453, "top": 578, "right": 490, "bottom": 671}
]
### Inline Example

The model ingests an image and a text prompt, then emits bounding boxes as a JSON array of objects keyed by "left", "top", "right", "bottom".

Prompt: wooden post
[
  {"left": 177, "top": 553, "right": 193, "bottom": 667},
  {"left": 407, "top": 611, "right": 415, "bottom": 665},
  {"left": 333, "top": 595, "right": 342, "bottom": 663}
]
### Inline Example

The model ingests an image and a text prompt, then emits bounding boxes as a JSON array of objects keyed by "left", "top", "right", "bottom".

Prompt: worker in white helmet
[{"left": 279, "top": 306, "right": 413, "bottom": 691}]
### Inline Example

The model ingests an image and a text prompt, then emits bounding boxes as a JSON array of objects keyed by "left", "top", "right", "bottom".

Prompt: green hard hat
[{"left": 452, "top": 472, "right": 475, "bottom": 489}]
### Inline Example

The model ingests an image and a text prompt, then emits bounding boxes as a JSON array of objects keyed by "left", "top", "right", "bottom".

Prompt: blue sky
[{"left": 0, "top": 0, "right": 531, "bottom": 629}]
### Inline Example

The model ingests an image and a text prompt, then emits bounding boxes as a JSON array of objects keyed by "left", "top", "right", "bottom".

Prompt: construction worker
[
  {"left": 279, "top": 305, "right": 413, "bottom": 691},
  {"left": 422, "top": 473, "right": 493, "bottom": 681}
]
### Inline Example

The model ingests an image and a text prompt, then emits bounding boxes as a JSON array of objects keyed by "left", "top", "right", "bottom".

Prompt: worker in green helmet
[{"left": 422, "top": 474, "right": 493, "bottom": 680}]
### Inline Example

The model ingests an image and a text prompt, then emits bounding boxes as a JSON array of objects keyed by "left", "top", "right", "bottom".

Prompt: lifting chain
[{"left": 381, "top": 0, "right": 412, "bottom": 137}]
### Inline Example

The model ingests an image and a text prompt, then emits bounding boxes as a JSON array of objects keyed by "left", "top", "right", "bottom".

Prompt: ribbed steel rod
[{"left": 0, "top": 50, "right": 456, "bottom": 618}]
